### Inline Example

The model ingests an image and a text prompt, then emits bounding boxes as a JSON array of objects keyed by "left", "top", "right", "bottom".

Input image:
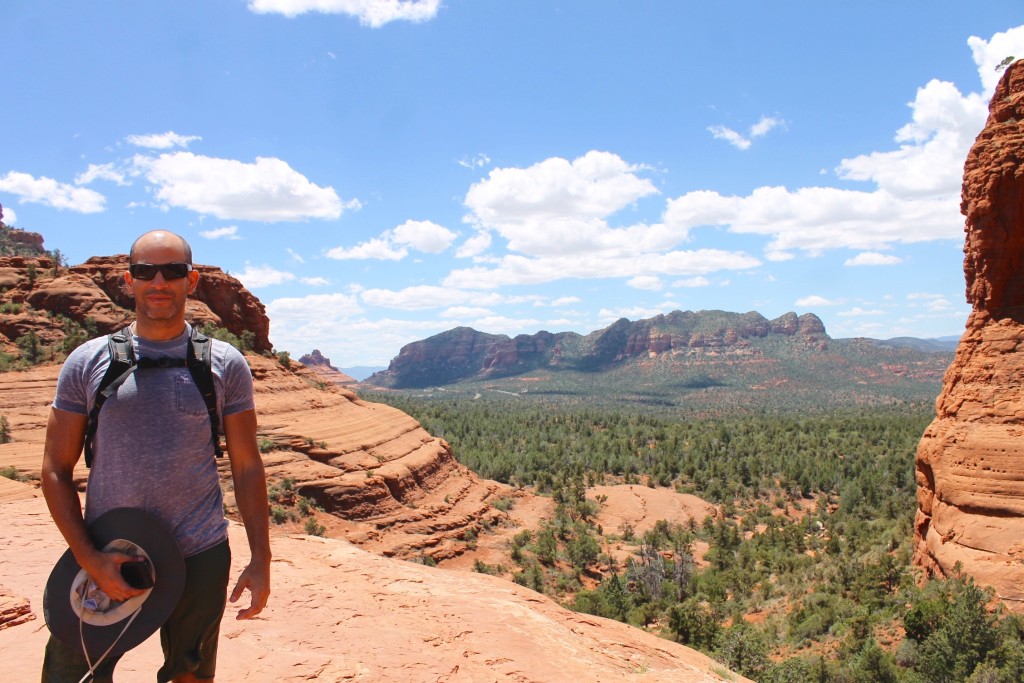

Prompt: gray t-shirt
[{"left": 54, "top": 324, "right": 255, "bottom": 557}]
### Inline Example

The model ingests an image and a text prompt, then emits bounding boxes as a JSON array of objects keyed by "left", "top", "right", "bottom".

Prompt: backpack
[{"left": 83, "top": 325, "right": 222, "bottom": 468}]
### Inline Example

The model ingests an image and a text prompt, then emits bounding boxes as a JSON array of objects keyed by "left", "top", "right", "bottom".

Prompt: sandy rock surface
[{"left": 0, "top": 494, "right": 746, "bottom": 682}]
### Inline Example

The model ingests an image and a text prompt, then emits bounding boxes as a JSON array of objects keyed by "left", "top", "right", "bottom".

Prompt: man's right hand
[{"left": 82, "top": 551, "right": 148, "bottom": 603}]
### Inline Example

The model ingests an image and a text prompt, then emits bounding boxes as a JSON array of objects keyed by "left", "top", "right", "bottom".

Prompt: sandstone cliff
[
  {"left": 914, "top": 60, "right": 1024, "bottom": 611},
  {"left": 0, "top": 253, "right": 272, "bottom": 355}
]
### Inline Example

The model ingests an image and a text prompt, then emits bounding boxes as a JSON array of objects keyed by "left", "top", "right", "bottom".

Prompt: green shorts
[{"left": 41, "top": 540, "right": 231, "bottom": 683}]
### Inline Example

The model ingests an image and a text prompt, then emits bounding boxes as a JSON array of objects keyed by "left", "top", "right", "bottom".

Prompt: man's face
[{"left": 124, "top": 237, "right": 199, "bottom": 323}]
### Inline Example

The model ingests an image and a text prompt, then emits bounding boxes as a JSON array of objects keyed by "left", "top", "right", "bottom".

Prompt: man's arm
[
  {"left": 223, "top": 407, "right": 271, "bottom": 619},
  {"left": 41, "top": 407, "right": 143, "bottom": 602}
]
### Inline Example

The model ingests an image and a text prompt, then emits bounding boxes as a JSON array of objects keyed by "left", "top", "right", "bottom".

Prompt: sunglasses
[{"left": 129, "top": 262, "right": 193, "bottom": 280}]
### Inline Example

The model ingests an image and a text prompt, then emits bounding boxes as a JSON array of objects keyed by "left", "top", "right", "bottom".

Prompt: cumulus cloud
[
  {"left": 444, "top": 249, "right": 760, "bottom": 289},
  {"left": 0, "top": 171, "right": 105, "bottom": 213},
  {"left": 668, "top": 31, "right": 1024, "bottom": 262},
  {"left": 664, "top": 185, "right": 960, "bottom": 258},
  {"left": 550, "top": 296, "right": 582, "bottom": 307},
  {"left": 247, "top": 0, "right": 440, "bottom": 27},
  {"left": 361, "top": 285, "right": 503, "bottom": 311},
  {"left": 126, "top": 131, "right": 201, "bottom": 149},
  {"left": 455, "top": 151, "right": 760, "bottom": 287},
  {"left": 628, "top": 275, "right": 664, "bottom": 291},
  {"left": 236, "top": 263, "right": 297, "bottom": 288},
  {"left": 132, "top": 152, "right": 354, "bottom": 222},
  {"left": 845, "top": 251, "right": 902, "bottom": 266},
  {"left": 391, "top": 220, "right": 457, "bottom": 253},
  {"left": 200, "top": 226, "right": 241, "bottom": 240},
  {"left": 464, "top": 151, "right": 660, "bottom": 256},
  {"left": 327, "top": 219, "right": 456, "bottom": 261},
  {"left": 0, "top": 205, "right": 16, "bottom": 225}
]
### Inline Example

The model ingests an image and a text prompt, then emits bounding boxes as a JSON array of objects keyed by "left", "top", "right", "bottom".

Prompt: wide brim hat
[{"left": 44, "top": 507, "right": 185, "bottom": 660}]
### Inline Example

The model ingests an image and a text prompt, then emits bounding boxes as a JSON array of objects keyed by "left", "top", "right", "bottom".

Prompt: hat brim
[{"left": 44, "top": 507, "right": 185, "bottom": 660}]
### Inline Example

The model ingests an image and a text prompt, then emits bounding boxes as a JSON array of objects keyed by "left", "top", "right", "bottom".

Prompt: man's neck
[{"left": 131, "top": 319, "right": 187, "bottom": 342}]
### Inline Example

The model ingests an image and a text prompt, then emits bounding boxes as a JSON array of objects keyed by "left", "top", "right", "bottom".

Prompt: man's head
[{"left": 125, "top": 230, "right": 200, "bottom": 337}]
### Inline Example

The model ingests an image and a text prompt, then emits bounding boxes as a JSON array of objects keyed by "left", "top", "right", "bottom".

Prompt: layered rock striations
[
  {"left": 0, "top": 253, "right": 272, "bottom": 355},
  {"left": 368, "top": 310, "right": 830, "bottom": 388},
  {"left": 914, "top": 61, "right": 1024, "bottom": 611}
]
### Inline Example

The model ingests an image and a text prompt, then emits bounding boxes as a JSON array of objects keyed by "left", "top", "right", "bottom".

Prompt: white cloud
[
  {"left": 441, "top": 306, "right": 494, "bottom": 318},
  {"left": 796, "top": 295, "right": 840, "bottom": 307},
  {"left": 464, "top": 151, "right": 659, "bottom": 257},
  {"left": 708, "top": 116, "right": 785, "bottom": 150},
  {"left": 672, "top": 276, "right": 710, "bottom": 288},
  {"left": 628, "top": 275, "right": 664, "bottom": 291},
  {"left": 326, "top": 237, "right": 406, "bottom": 261},
  {"left": 665, "top": 185, "right": 960, "bottom": 256},
  {"left": 444, "top": 249, "right": 760, "bottom": 289},
  {"left": 126, "top": 131, "right": 201, "bottom": 149},
  {"left": 968, "top": 26, "right": 1024, "bottom": 93},
  {"left": 0, "top": 171, "right": 105, "bottom": 213},
  {"left": 750, "top": 116, "right": 784, "bottom": 138},
  {"left": 550, "top": 296, "right": 582, "bottom": 307},
  {"left": 287, "top": 248, "right": 305, "bottom": 263},
  {"left": 132, "top": 152, "right": 353, "bottom": 222},
  {"left": 0, "top": 205, "right": 17, "bottom": 225},
  {"left": 455, "top": 231, "right": 492, "bottom": 258},
  {"left": 236, "top": 263, "right": 296, "bottom": 288},
  {"left": 391, "top": 220, "right": 457, "bottom": 253},
  {"left": 845, "top": 251, "right": 902, "bottom": 266},
  {"left": 247, "top": 0, "right": 441, "bottom": 27},
  {"left": 300, "top": 276, "right": 330, "bottom": 286},
  {"left": 458, "top": 153, "right": 491, "bottom": 169},
  {"left": 75, "top": 163, "right": 129, "bottom": 186},
  {"left": 708, "top": 125, "right": 752, "bottom": 150},
  {"left": 838, "top": 307, "right": 884, "bottom": 317},
  {"left": 361, "top": 285, "right": 503, "bottom": 310},
  {"left": 327, "top": 219, "right": 456, "bottom": 261},
  {"left": 199, "top": 226, "right": 241, "bottom": 240}
]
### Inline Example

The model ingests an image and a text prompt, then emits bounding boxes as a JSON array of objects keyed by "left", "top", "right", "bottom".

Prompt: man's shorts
[{"left": 41, "top": 540, "right": 231, "bottom": 683}]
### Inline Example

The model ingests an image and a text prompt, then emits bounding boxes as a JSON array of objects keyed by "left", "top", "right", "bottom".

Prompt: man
[{"left": 40, "top": 230, "right": 271, "bottom": 682}]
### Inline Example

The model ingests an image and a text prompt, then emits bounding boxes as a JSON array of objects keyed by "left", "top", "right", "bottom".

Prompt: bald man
[{"left": 41, "top": 230, "right": 270, "bottom": 683}]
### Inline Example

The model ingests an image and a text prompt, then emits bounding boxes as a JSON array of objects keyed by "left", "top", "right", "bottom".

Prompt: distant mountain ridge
[{"left": 364, "top": 310, "right": 955, "bottom": 411}]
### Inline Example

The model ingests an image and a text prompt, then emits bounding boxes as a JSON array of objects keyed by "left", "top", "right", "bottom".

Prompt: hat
[{"left": 44, "top": 507, "right": 185, "bottom": 663}]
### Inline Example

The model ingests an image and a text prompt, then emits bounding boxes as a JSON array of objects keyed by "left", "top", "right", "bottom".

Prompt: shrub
[{"left": 303, "top": 517, "right": 326, "bottom": 536}]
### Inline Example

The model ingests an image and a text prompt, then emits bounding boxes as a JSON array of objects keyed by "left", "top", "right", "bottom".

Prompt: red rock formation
[
  {"left": 0, "top": 254, "right": 272, "bottom": 355},
  {"left": 914, "top": 61, "right": 1024, "bottom": 612}
]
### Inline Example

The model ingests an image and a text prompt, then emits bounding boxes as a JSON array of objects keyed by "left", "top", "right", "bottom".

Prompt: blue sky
[{"left": 2, "top": 2, "right": 1023, "bottom": 366}]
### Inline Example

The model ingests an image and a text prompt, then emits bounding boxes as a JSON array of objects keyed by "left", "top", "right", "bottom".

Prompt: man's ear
[
  {"left": 186, "top": 269, "right": 199, "bottom": 295},
  {"left": 124, "top": 270, "right": 135, "bottom": 295}
]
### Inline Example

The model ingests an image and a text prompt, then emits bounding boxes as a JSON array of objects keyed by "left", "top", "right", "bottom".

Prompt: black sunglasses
[{"left": 129, "top": 262, "right": 193, "bottom": 280}]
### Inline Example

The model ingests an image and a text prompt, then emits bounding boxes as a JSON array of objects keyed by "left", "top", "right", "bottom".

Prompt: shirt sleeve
[
  {"left": 217, "top": 343, "right": 256, "bottom": 417},
  {"left": 51, "top": 339, "right": 104, "bottom": 415}
]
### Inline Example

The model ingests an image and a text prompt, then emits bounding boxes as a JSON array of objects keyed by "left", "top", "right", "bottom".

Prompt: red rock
[{"left": 914, "top": 60, "right": 1024, "bottom": 612}]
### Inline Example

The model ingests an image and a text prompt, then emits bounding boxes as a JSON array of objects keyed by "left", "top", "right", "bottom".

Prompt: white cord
[{"left": 75, "top": 580, "right": 143, "bottom": 683}]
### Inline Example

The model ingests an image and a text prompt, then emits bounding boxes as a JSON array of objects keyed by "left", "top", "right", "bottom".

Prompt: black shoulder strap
[
  {"left": 84, "top": 328, "right": 136, "bottom": 468},
  {"left": 84, "top": 326, "right": 222, "bottom": 468},
  {"left": 187, "top": 326, "right": 222, "bottom": 458}
]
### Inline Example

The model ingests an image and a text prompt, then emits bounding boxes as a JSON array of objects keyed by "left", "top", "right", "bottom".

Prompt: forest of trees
[{"left": 364, "top": 392, "right": 1024, "bottom": 682}]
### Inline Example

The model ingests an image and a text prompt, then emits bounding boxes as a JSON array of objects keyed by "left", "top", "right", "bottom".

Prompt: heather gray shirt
[{"left": 53, "top": 324, "right": 255, "bottom": 557}]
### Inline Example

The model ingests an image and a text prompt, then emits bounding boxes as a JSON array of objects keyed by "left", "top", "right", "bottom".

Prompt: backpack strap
[
  {"left": 186, "top": 327, "right": 222, "bottom": 458},
  {"left": 84, "top": 328, "right": 136, "bottom": 468},
  {"left": 83, "top": 325, "right": 222, "bottom": 468}
]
